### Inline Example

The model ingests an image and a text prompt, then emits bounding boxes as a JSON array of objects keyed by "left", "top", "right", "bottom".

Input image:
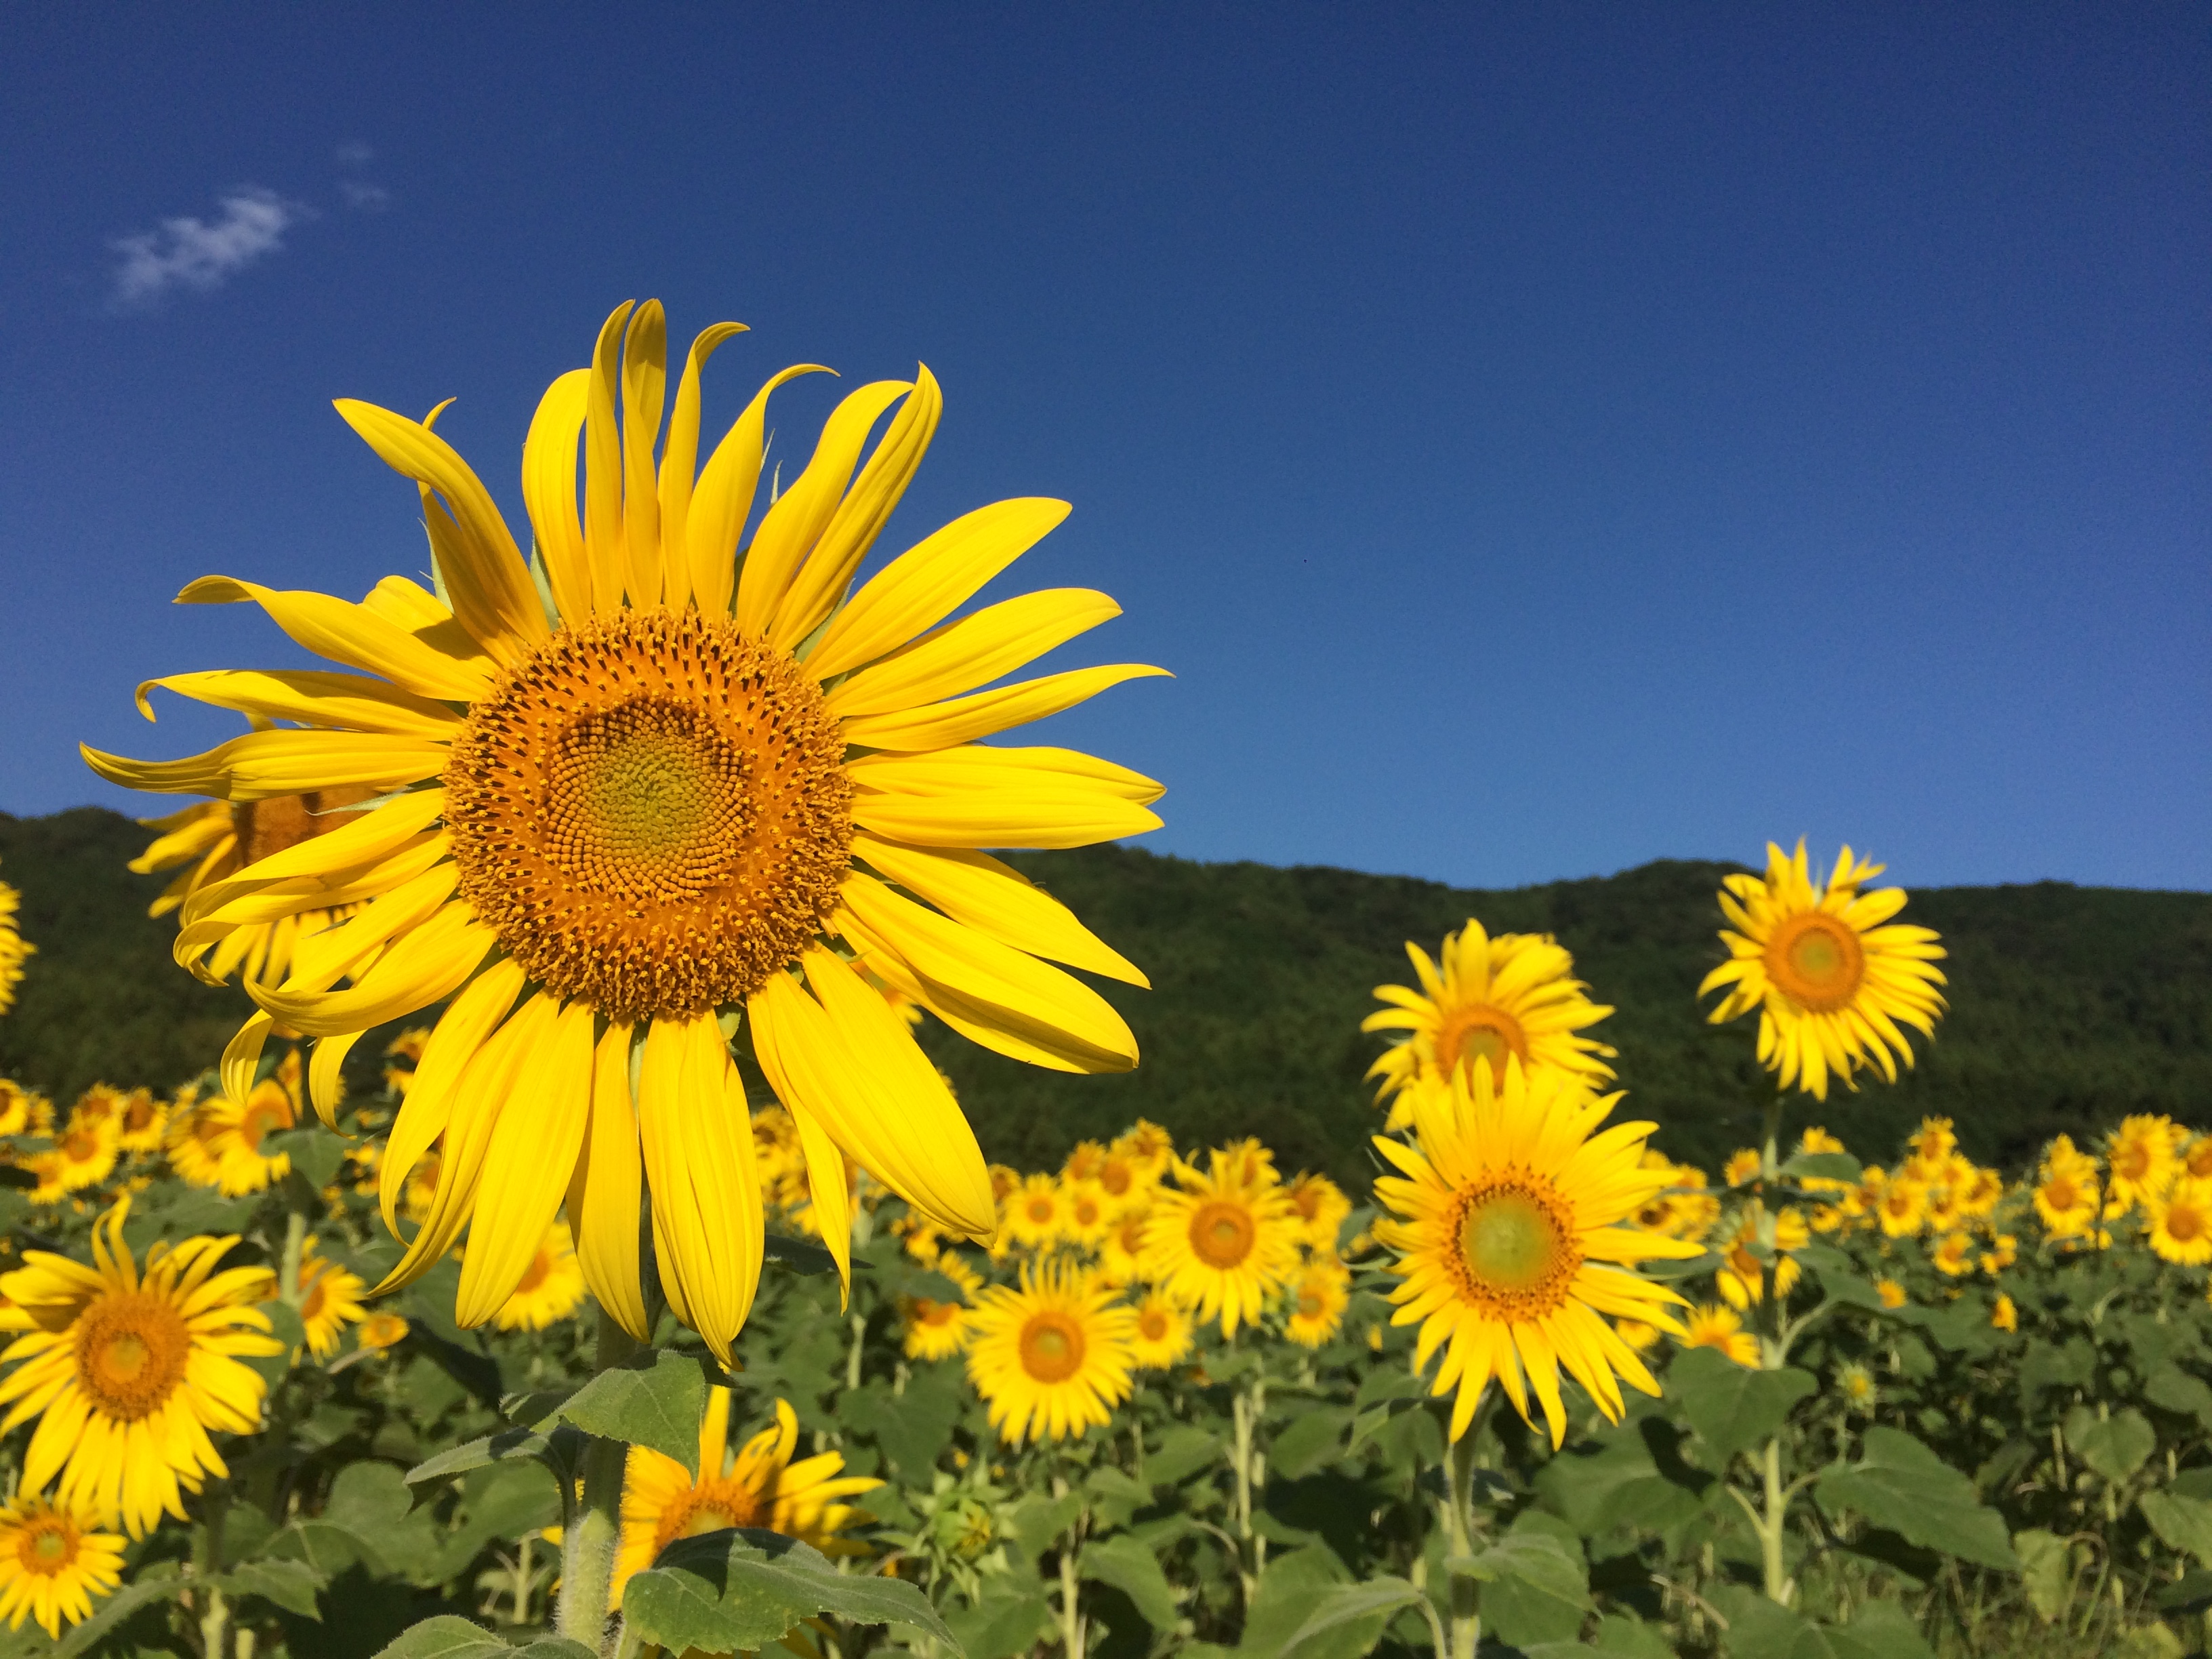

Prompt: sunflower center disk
[
  {"left": 445, "top": 609, "right": 855, "bottom": 1026},
  {"left": 1019, "top": 1312, "right": 1087, "bottom": 1382},
  {"left": 1190, "top": 1201, "right": 1256, "bottom": 1269},
  {"left": 1456, "top": 1181, "right": 1580, "bottom": 1317},
  {"left": 1766, "top": 914, "right": 1866, "bottom": 1012},
  {"left": 28, "top": 1526, "right": 71, "bottom": 1571},
  {"left": 1139, "top": 1311, "right": 1168, "bottom": 1341},
  {"left": 2171, "top": 1206, "right": 2205, "bottom": 1244},
  {"left": 1439, "top": 1004, "right": 1529, "bottom": 1083},
  {"left": 75, "top": 1292, "right": 190, "bottom": 1421}
]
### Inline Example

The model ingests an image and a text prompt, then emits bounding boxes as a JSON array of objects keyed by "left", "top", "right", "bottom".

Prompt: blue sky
[{"left": 4, "top": 5, "right": 2205, "bottom": 891}]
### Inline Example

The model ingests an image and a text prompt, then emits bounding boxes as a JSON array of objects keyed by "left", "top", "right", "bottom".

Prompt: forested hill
[{"left": 3, "top": 808, "right": 2208, "bottom": 1187}]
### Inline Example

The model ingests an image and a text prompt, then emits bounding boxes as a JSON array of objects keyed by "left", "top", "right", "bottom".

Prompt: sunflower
[
  {"left": 1372, "top": 1062, "right": 1702, "bottom": 1443},
  {"left": 0, "top": 867, "right": 34, "bottom": 1017},
  {"left": 1990, "top": 1294, "right": 2019, "bottom": 1333},
  {"left": 492, "top": 1221, "right": 588, "bottom": 1331},
  {"left": 1362, "top": 920, "right": 1616, "bottom": 1126},
  {"left": 293, "top": 1244, "right": 368, "bottom": 1358},
  {"left": 1284, "top": 1258, "right": 1351, "bottom": 1348},
  {"left": 383, "top": 1027, "right": 431, "bottom": 1097},
  {"left": 1714, "top": 1206, "right": 1807, "bottom": 1309},
  {"left": 112, "top": 1090, "right": 170, "bottom": 1157},
  {"left": 45, "top": 1115, "right": 119, "bottom": 1197},
  {"left": 85, "top": 300, "right": 1163, "bottom": 1361},
  {"left": 1979, "top": 1233, "right": 2019, "bottom": 1275},
  {"left": 162, "top": 1089, "right": 230, "bottom": 1189},
  {"left": 2148, "top": 1178, "right": 2212, "bottom": 1267},
  {"left": 1872, "top": 1174, "right": 1928, "bottom": 1239},
  {"left": 1097, "top": 1205, "right": 1151, "bottom": 1287},
  {"left": 1002, "top": 1174, "right": 1067, "bottom": 1250},
  {"left": 1722, "top": 1149, "right": 1763, "bottom": 1189},
  {"left": 1835, "top": 1361, "right": 1877, "bottom": 1411},
  {"left": 966, "top": 1261, "right": 1136, "bottom": 1443},
  {"left": 129, "top": 793, "right": 379, "bottom": 988},
  {"left": 1127, "top": 1290, "right": 1193, "bottom": 1370},
  {"left": 0, "top": 1200, "right": 279, "bottom": 1535},
  {"left": 356, "top": 1311, "right": 410, "bottom": 1352},
  {"left": 1285, "top": 1172, "right": 1351, "bottom": 1256},
  {"left": 2184, "top": 1136, "right": 2212, "bottom": 1183},
  {"left": 901, "top": 1290, "right": 972, "bottom": 1361},
  {"left": 197, "top": 1061, "right": 301, "bottom": 1197},
  {"left": 2032, "top": 1137, "right": 2102, "bottom": 1238},
  {"left": 0, "top": 1496, "right": 124, "bottom": 1639},
  {"left": 0, "top": 1081, "right": 36, "bottom": 1137},
  {"left": 2104, "top": 1115, "right": 2180, "bottom": 1215},
  {"left": 1931, "top": 1231, "right": 1975, "bottom": 1277},
  {"left": 1680, "top": 1304, "right": 1759, "bottom": 1368},
  {"left": 1875, "top": 1277, "right": 1907, "bottom": 1309},
  {"left": 1955, "top": 1164, "right": 2004, "bottom": 1219},
  {"left": 1059, "top": 1180, "right": 1113, "bottom": 1250},
  {"left": 1141, "top": 1149, "right": 1302, "bottom": 1336},
  {"left": 613, "top": 1392, "right": 879, "bottom": 1610},
  {"left": 1614, "top": 1319, "right": 1660, "bottom": 1353},
  {"left": 1063, "top": 1141, "right": 1107, "bottom": 1183},
  {"left": 1113, "top": 1120, "right": 1174, "bottom": 1177},
  {"left": 1090, "top": 1145, "right": 1151, "bottom": 1206},
  {"left": 1698, "top": 842, "right": 1948, "bottom": 1099}
]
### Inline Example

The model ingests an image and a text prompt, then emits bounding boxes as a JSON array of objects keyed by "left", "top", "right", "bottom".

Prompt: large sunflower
[
  {"left": 85, "top": 302, "right": 1164, "bottom": 1363},
  {"left": 0, "top": 1496, "right": 124, "bottom": 1639},
  {"left": 1698, "top": 842, "right": 1948, "bottom": 1100},
  {"left": 612, "top": 1392, "right": 878, "bottom": 1610},
  {"left": 966, "top": 1261, "right": 1136, "bottom": 1443},
  {"left": 0, "top": 1200, "right": 280, "bottom": 1535},
  {"left": 1362, "top": 920, "right": 1616, "bottom": 1128},
  {"left": 1141, "top": 1148, "right": 1302, "bottom": 1336},
  {"left": 0, "top": 864, "right": 33, "bottom": 1017},
  {"left": 1372, "top": 1062, "right": 1700, "bottom": 1443}
]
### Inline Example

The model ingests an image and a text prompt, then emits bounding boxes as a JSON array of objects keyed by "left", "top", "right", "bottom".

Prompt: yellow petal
[
  {"left": 380, "top": 958, "right": 527, "bottom": 1236},
  {"left": 174, "top": 834, "right": 449, "bottom": 964},
  {"left": 583, "top": 302, "right": 634, "bottom": 613},
  {"left": 687, "top": 364, "right": 833, "bottom": 617},
  {"left": 620, "top": 300, "right": 668, "bottom": 607},
  {"left": 333, "top": 399, "right": 549, "bottom": 663},
  {"left": 848, "top": 743, "right": 1163, "bottom": 801},
  {"left": 769, "top": 368, "right": 942, "bottom": 651},
  {"left": 850, "top": 833, "right": 1145, "bottom": 985},
  {"left": 83, "top": 730, "right": 449, "bottom": 802},
  {"left": 134, "top": 670, "right": 462, "bottom": 739},
  {"left": 249, "top": 904, "right": 492, "bottom": 1036},
  {"left": 567, "top": 1021, "right": 648, "bottom": 1340},
  {"left": 176, "top": 790, "right": 445, "bottom": 924},
  {"left": 825, "top": 587, "right": 1119, "bottom": 717},
  {"left": 172, "top": 576, "right": 493, "bottom": 701},
  {"left": 837, "top": 872, "right": 1137, "bottom": 1073},
  {"left": 783, "top": 1103, "right": 853, "bottom": 1306},
  {"left": 656, "top": 323, "right": 747, "bottom": 613},
  {"left": 840, "top": 664, "right": 1171, "bottom": 753},
  {"left": 637, "top": 1015, "right": 760, "bottom": 1364},
  {"left": 851, "top": 777, "right": 1162, "bottom": 851},
  {"left": 457, "top": 998, "right": 595, "bottom": 1327},
  {"left": 806, "top": 498, "right": 1072, "bottom": 682},
  {"left": 220, "top": 1012, "right": 279, "bottom": 1118},
  {"left": 734, "top": 380, "right": 912, "bottom": 637},
  {"left": 523, "top": 367, "right": 592, "bottom": 623},
  {"left": 307, "top": 1029, "right": 365, "bottom": 1128}
]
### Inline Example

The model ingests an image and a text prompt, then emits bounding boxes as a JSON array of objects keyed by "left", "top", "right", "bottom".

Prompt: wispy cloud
[
  {"left": 110, "top": 187, "right": 304, "bottom": 308},
  {"left": 335, "top": 140, "right": 375, "bottom": 167},
  {"left": 341, "top": 180, "right": 392, "bottom": 211}
]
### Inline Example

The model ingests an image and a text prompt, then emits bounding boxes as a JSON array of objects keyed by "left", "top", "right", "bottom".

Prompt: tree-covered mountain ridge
[{"left": 3, "top": 806, "right": 2207, "bottom": 1187}]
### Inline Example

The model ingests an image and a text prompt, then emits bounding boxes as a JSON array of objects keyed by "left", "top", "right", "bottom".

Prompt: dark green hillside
[{"left": 3, "top": 808, "right": 2208, "bottom": 1187}]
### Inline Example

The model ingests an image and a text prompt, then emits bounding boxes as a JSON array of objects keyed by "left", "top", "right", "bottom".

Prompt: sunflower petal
[
  {"left": 523, "top": 368, "right": 592, "bottom": 622},
  {"left": 657, "top": 323, "right": 748, "bottom": 613},
  {"left": 840, "top": 664, "right": 1172, "bottom": 754},
  {"left": 173, "top": 576, "right": 494, "bottom": 701},
  {"left": 248, "top": 905, "right": 493, "bottom": 1037},
  {"left": 825, "top": 588, "right": 1121, "bottom": 718},
  {"left": 134, "top": 670, "right": 462, "bottom": 739},
  {"left": 850, "top": 833, "right": 1145, "bottom": 985},
  {"left": 84, "top": 730, "right": 449, "bottom": 803},
  {"left": 687, "top": 364, "right": 834, "bottom": 617},
  {"left": 567, "top": 1021, "right": 648, "bottom": 1340}
]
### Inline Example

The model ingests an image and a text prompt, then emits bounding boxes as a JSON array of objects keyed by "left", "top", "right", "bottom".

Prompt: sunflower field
[{"left": 0, "top": 303, "right": 2206, "bottom": 1659}]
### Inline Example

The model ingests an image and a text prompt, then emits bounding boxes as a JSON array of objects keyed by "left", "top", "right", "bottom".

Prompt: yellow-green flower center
[
  {"left": 22, "top": 1519, "right": 74, "bottom": 1575},
  {"left": 1766, "top": 912, "right": 1866, "bottom": 1012},
  {"left": 1451, "top": 1178, "right": 1580, "bottom": 1319}
]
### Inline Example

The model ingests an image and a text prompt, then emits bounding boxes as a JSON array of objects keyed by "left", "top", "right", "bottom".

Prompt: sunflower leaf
[
  {"left": 1669, "top": 1347, "right": 1816, "bottom": 1466},
  {"left": 214, "top": 1557, "right": 328, "bottom": 1619},
  {"left": 1816, "top": 1426, "right": 2018, "bottom": 1570},
  {"left": 1278, "top": 1574, "right": 1440, "bottom": 1659},
  {"left": 544, "top": 1348, "right": 727, "bottom": 1475},
  {"left": 45, "top": 1572, "right": 190, "bottom": 1659},
  {"left": 1081, "top": 1531, "right": 1181, "bottom": 1629},
  {"left": 369, "top": 1614, "right": 597, "bottom": 1658},
  {"left": 763, "top": 1231, "right": 847, "bottom": 1274},
  {"left": 621, "top": 1528, "right": 959, "bottom": 1655},
  {"left": 266, "top": 1126, "right": 348, "bottom": 1188},
  {"left": 406, "top": 1423, "right": 588, "bottom": 1492},
  {"left": 1778, "top": 1151, "right": 1863, "bottom": 1183}
]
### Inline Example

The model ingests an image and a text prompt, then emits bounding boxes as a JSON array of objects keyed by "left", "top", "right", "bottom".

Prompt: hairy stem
[{"left": 558, "top": 1311, "right": 644, "bottom": 1654}]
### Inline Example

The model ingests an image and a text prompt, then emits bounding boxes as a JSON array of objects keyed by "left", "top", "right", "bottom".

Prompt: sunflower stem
[
  {"left": 1441, "top": 1389, "right": 1498, "bottom": 1659},
  {"left": 1052, "top": 1472, "right": 1086, "bottom": 1659},
  {"left": 1758, "top": 1431, "right": 1794, "bottom": 1605},
  {"left": 277, "top": 1210, "right": 306, "bottom": 1309},
  {"left": 558, "top": 1309, "right": 644, "bottom": 1655}
]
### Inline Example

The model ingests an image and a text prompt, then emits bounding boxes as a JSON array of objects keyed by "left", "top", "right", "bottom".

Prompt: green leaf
[
  {"left": 621, "top": 1528, "right": 958, "bottom": 1655},
  {"left": 1082, "top": 1465, "right": 1154, "bottom": 1530},
  {"left": 267, "top": 1125, "right": 348, "bottom": 1187},
  {"left": 1279, "top": 1575, "right": 1437, "bottom": 1659},
  {"left": 1536, "top": 1413, "right": 1711, "bottom": 1539},
  {"left": 2014, "top": 1528, "right": 2074, "bottom": 1622},
  {"left": 945, "top": 1582, "right": 1054, "bottom": 1659},
  {"left": 1458, "top": 1525, "right": 1591, "bottom": 1647},
  {"left": 1270, "top": 1406, "right": 1351, "bottom": 1479},
  {"left": 838, "top": 1365, "right": 964, "bottom": 1481},
  {"left": 1835, "top": 1599, "right": 1938, "bottom": 1659},
  {"left": 1591, "top": 1612, "right": 1678, "bottom": 1656},
  {"left": 1004, "top": 1492, "right": 1084, "bottom": 1559},
  {"left": 215, "top": 1557, "right": 327, "bottom": 1618},
  {"left": 405, "top": 1423, "right": 586, "bottom": 1489},
  {"left": 1145, "top": 1423, "right": 1221, "bottom": 1488},
  {"left": 2066, "top": 1406, "right": 2156, "bottom": 1484},
  {"left": 2146, "top": 1365, "right": 2212, "bottom": 1431},
  {"left": 1816, "top": 1425, "right": 2018, "bottom": 1570},
  {"left": 370, "top": 1615, "right": 597, "bottom": 1658},
  {"left": 762, "top": 1231, "right": 846, "bottom": 1273},
  {"left": 1780, "top": 1151, "right": 1863, "bottom": 1183},
  {"left": 546, "top": 1348, "right": 722, "bottom": 1475},
  {"left": 2142, "top": 1490, "right": 2212, "bottom": 1565},
  {"left": 1081, "top": 1531, "right": 1179, "bottom": 1629},
  {"left": 1668, "top": 1347, "right": 1817, "bottom": 1466},
  {"left": 243, "top": 1298, "right": 309, "bottom": 1389}
]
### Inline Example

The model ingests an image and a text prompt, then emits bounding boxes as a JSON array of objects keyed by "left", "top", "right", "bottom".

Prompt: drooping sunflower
[
  {"left": 1990, "top": 1293, "right": 2019, "bottom": 1332},
  {"left": 2147, "top": 1178, "right": 2212, "bottom": 1267},
  {"left": 1362, "top": 920, "right": 1616, "bottom": 1127},
  {"left": 1127, "top": 1290, "right": 1193, "bottom": 1370},
  {"left": 1372, "top": 1061, "right": 1701, "bottom": 1443},
  {"left": 613, "top": 1392, "right": 879, "bottom": 1610},
  {"left": 1698, "top": 842, "right": 1948, "bottom": 1100},
  {"left": 1875, "top": 1277, "right": 1908, "bottom": 1309},
  {"left": 1680, "top": 1303, "right": 1760, "bottom": 1368},
  {"left": 2032, "top": 1136, "right": 2102, "bottom": 1237},
  {"left": 293, "top": 1244, "right": 369, "bottom": 1358},
  {"left": 0, "top": 1200, "right": 280, "bottom": 1535},
  {"left": 1931, "top": 1231, "right": 1975, "bottom": 1277},
  {"left": 0, "top": 865, "right": 34, "bottom": 1017},
  {"left": 84, "top": 301, "right": 1163, "bottom": 1363},
  {"left": 1713, "top": 1205, "right": 1807, "bottom": 1309},
  {"left": 1284, "top": 1258, "right": 1351, "bottom": 1349},
  {"left": 966, "top": 1261, "right": 1136, "bottom": 1444},
  {"left": 0, "top": 1496, "right": 124, "bottom": 1639},
  {"left": 1141, "top": 1149, "right": 1302, "bottom": 1336},
  {"left": 492, "top": 1221, "right": 588, "bottom": 1331}
]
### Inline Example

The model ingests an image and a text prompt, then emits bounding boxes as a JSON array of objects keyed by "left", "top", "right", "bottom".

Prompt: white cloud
[
  {"left": 109, "top": 187, "right": 303, "bottom": 308},
  {"left": 335, "top": 141, "right": 374, "bottom": 167},
  {"left": 341, "top": 180, "right": 392, "bottom": 212}
]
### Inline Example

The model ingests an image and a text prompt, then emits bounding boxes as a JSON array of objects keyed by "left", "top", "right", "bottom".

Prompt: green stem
[
  {"left": 1759, "top": 1432, "right": 1792, "bottom": 1605},
  {"left": 1052, "top": 1473, "right": 1086, "bottom": 1659},
  {"left": 558, "top": 1311, "right": 644, "bottom": 1654},
  {"left": 277, "top": 1211, "right": 307, "bottom": 1310},
  {"left": 1231, "top": 1379, "right": 1261, "bottom": 1608},
  {"left": 1440, "top": 1389, "right": 1499, "bottom": 1659}
]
